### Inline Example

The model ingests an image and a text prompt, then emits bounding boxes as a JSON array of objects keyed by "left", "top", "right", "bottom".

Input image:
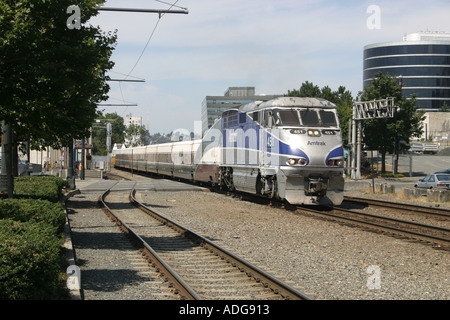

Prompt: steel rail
[
  {"left": 344, "top": 196, "right": 450, "bottom": 218},
  {"left": 298, "top": 206, "right": 450, "bottom": 247},
  {"left": 99, "top": 187, "right": 202, "bottom": 300},
  {"left": 130, "top": 189, "right": 313, "bottom": 300}
]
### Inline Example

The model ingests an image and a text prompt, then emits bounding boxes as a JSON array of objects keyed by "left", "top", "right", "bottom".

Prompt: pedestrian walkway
[{"left": 71, "top": 173, "right": 208, "bottom": 193}]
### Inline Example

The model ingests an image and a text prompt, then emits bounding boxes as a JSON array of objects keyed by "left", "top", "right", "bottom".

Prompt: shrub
[
  {"left": 0, "top": 219, "right": 64, "bottom": 299},
  {"left": 0, "top": 175, "right": 69, "bottom": 299},
  {"left": 14, "top": 176, "right": 68, "bottom": 202},
  {"left": 0, "top": 199, "right": 66, "bottom": 235}
]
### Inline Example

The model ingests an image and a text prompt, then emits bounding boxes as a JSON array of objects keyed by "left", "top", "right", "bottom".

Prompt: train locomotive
[{"left": 114, "top": 97, "right": 345, "bottom": 205}]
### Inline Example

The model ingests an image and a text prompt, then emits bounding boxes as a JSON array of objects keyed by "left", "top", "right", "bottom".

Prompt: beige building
[{"left": 421, "top": 112, "right": 450, "bottom": 141}]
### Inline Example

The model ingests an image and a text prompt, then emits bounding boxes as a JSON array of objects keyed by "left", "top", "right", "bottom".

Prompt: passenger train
[{"left": 114, "top": 97, "right": 345, "bottom": 205}]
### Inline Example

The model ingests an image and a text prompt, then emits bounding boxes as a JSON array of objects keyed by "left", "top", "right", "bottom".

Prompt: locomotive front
[{"left": 256, "top": 97, "right": 345, "bottom": 205}]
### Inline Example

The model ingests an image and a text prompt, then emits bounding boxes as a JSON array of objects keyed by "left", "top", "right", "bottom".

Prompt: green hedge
[
  {"left": 0, "top": 219, "right": 64, "bottom": 299},
  {"left": 0, "top": 198, "right": 66, "bottom": 235},
  {"left": 14, "top": 176, "right": 68, "bottom": 202},
  {"left": 0, "top": 176, "right": 69, "bottom": 299}
]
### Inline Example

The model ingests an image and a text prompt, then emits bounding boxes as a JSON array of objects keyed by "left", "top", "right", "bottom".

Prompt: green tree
[
  {"left": 0, "top": 0, "right": 116, "bottom": 149},
  {"left": 1, "top": 0, "right": 116, "bottom": 196},
  {"left": 287, "top": 82, "right": 353, "bottom": 144},
  {"left": 359, "top": 72, "right": 425, "bottom": 173}
]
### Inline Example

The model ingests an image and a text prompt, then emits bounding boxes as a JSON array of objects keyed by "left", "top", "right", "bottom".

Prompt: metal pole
[
  {"left": 81, "top": 138, "right": 85, "bottom": 180},
  {"left": 371, "top": 150, "right": 375, "bottom": 193},
  {"left": 409, "top": 154, "right": 413, "bottom": 177},
  {"left": 351, "top": 113, "right": 357, "bottom": 179},
  {"left": 98, "top": 7, "right": 188, "bottom": 15},
  {"left": 356, "top": 121, "right": 362, "bottom": 180},
  {"left": 109, "top": 79, "right": 145, "bottom": 82},
  {"left": 347, "top": 119, "right": 352, "bottom": 178},
  {"left": 68, "top": 142, "right": 75, "bottom": 189},
  {"left": 97, "top": 104, "right": 138, "bottom": 107},
  {"left": 106, "top": 123, "right": 112, "bottom": 171}
]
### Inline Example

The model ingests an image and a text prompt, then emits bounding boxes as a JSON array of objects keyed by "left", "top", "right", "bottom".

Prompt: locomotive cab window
[
  {"left": 319, "top": 110, "right": 338, "bottom": 127},
  {"left": 299, "top": 109, "right": 338, "bottom": 127},
  {"left": 299, "top": 109, "right": 320, "bottom": 126},
  {"left": 274, "top": 109, "right": 301, "bottom": 127}
]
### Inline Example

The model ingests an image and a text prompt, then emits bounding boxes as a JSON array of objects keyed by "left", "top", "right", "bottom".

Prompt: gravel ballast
[
  {"left": 66, "top": 173, "right": 449, "bottom": 300},
  {"left": 137, "top": 189, "right": 449, "bottom": 300}
]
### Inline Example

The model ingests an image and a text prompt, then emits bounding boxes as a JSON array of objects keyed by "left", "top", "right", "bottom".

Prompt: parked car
[
  {"left": 415, "top": 174, "right": 450, "bottom": 189},
  {"left": 435, "top": 167, "right": 450, "bottom": 174}
]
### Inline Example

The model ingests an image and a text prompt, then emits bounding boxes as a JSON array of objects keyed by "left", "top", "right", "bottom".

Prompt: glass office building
[{"left": 363, "top": 32, "right": 450, "bottom": 110}]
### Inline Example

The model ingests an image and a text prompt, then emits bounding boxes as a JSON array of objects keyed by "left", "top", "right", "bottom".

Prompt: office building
[
  {"left": 363, "top": 31, "right": 450, "bottom": 110},
  {"left": 201, "top": 87, "right": 281, "bottom": 133}
]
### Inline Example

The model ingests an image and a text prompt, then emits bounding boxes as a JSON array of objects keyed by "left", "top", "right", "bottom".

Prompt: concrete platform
[{"left": 72, "top": 176, "right": 208, "bottom": 193}]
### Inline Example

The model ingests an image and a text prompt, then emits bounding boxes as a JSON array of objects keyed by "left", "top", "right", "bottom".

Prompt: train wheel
[{"left": 270, "top": 176, "right": 279, "bottom": 199}]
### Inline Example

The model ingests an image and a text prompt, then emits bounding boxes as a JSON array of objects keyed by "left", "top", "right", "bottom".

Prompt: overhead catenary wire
[
  {"left": 98, "top": 1, "right": 186, "bottom": 114},
  {"left": 124, "top": 0, "right": 182, "bottom": 79}
]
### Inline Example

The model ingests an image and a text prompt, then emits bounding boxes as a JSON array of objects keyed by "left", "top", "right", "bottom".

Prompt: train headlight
[
  {"left": 327, "top": 159, "right": 343, "bottom": 167},
  {"left": 307, "top": 129, "right": 321, "bottom": 137},
  {"left": 286, "top": 158, "right": 307, "bottom": 166}
]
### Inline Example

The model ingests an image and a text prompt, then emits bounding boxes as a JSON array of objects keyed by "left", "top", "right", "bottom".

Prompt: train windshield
[
  {"left": 274, "top": 109, "right": 300, "bottom": 126},
  {"left": 318, "top": 110, "right": 338, "bottom": 127},
  {"left": 271, "top": 108, "right": 338, "bottom": 128}
]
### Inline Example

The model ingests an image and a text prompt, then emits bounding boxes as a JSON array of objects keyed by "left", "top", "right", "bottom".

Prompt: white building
[{"left": 125, "top": 114, "right": 142, "bottom": 128}]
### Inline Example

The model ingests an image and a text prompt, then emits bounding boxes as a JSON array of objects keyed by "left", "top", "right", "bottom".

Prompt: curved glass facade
[{"left": 363, "top": 40, "right": 450, "bottom": 110}]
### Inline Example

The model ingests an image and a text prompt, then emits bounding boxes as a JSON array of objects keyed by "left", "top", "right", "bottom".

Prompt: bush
[
  {"left": 0, "top": 176, "right": 69, "bottom": 299},
  {"left": 14, "top": 176, "right": 68, "bottom": 202},
  {"left": 0, "top": 199, "right": 66, "bottom": 235},
  {"left": 0, "top": 219, "right": 64, "bottom": 299}
]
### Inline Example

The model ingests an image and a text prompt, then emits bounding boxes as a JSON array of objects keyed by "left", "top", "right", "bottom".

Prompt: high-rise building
[
  {"left": 201, "top": 87, "right": 281, "bottom": 133},
  {"left": 363, "top": 31, "right": 450, "bottom": 110},
  {"left": 125, "top": 114, "right": 142, "bottom": 128}
]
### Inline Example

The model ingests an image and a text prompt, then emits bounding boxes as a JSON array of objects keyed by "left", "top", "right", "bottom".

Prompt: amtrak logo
[{"left": 308, "top": 141, "right": 326, "bottom": 146}]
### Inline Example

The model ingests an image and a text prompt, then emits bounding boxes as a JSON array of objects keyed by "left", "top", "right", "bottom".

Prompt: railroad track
[
  {"left": 108, "top": 170, "right": 450, "bottom": 249},
  {"left": 296, "top": 200, "right": 450, "bottom": 250},
  {"left": 98, "top": 185, "right": 312, "bottom": 300},
  {"left": 343, "top": 196, "right": 450, "bottom": 218}
]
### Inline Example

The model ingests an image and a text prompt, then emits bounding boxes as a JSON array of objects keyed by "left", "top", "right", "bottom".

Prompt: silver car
[{"left": 415, "top": 174, "right": 450, "bottom": 190}]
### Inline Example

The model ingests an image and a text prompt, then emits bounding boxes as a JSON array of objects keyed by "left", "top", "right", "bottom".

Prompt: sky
[{"left": 88, "top": 0, "right": 450, "bottom": 135}]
